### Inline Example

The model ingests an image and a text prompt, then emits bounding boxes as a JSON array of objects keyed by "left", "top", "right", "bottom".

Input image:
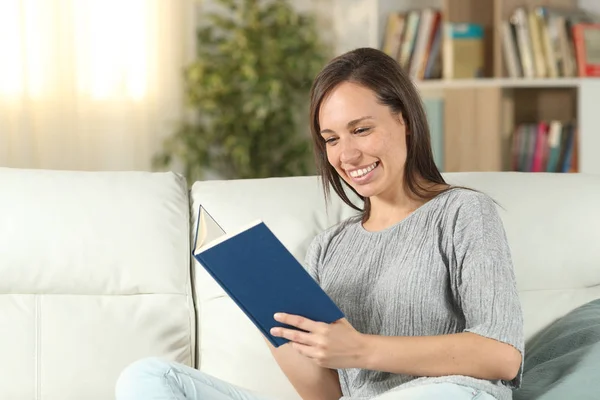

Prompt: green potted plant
[{"left": 154, "top": 0, "right": 331, "bottom": 183}]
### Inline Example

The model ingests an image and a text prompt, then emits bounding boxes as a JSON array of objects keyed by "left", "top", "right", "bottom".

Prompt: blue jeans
[{"left": 115, "top": 357, "right": 497, "bottom": 400}]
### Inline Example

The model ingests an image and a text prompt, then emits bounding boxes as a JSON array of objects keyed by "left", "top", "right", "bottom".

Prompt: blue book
[{"left": 192, "top": 206, "right": 344, "bottom": 347}]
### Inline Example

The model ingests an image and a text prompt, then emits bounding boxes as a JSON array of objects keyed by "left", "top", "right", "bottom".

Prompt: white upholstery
[
  {"left": 190, "top": 172, "right": 600, "bottom": 399},
  {"left": 0, "top": 168, "right": 195, "bottom": 400},
  {"left": 190, "top": 176, "right": 360, "bottom": 400},
  {"left": 444, "top": 173, "right": 600, "bottom": 339},
  {"left": 1, "top": 167, "right": 600, "bottom": 400}
]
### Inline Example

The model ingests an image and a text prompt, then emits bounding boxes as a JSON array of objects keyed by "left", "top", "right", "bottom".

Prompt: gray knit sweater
[{"left": 304, "top": 188, "right": 524, "bottom": 400}]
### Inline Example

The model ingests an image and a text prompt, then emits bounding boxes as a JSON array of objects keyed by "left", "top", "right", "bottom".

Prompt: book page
[{"left": 194, "top": 206, "right": 226, "bottom": 255}]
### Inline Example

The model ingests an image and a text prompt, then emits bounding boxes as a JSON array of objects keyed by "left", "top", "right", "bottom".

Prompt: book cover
[
  {"left": 409, "top": 8, "right": 435, "bottom": 79},
  {"left": 531, "top": 122, "right": 548, "bottom": 172},
  {"left": 192, "top": 206, "right": 345, "bottom": 348},
  {"left": 546, "top": 120, "right": 563, "bottom": 173},
  {"left": 535, "top": 7, "right": 558, "bottom": 78},
  {"left": 398, "top": 10, "right": 421, "bottom": 70},
  {"left": 424, "top": 18, "right": 443, "bottom": 79},
  {"left": 381, "top": 12, "right": 405, "bottom": 59},
  {"left": 512, "top": 7, "right": 536, "bottom": 78},
  {"left": 572, "top": 23, "right": 600, "bottom": 77},
  {"left": 443, "top": 22, "right": 484, "bottom": 79},
  {"left": 528, "top": 7, "right": 547, "bottom": 77},
  {"left": 502, "top": 20, "right": 522, "bottom": 78},
  {"left": 560, "top": 123, "right": 577, "bottom": 172}
]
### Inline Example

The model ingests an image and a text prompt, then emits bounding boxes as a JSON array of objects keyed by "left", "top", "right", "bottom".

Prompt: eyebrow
[{"left": 320, "top": 116, "right": 374, "bottom": 135}]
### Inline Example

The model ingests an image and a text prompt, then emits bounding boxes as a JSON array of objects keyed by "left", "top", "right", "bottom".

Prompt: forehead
[{"left": 319, "top": 82, "right": 380, "bottom": 125}]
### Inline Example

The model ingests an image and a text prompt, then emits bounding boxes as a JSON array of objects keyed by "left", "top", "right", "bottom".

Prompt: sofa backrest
[
  {"left": 445, "top": 172, "right": 600, "bottom": 338},
  {"left": 191, "top": 172, "right": 600, "bottom": 400},
  {"left": 0, "top": 168, "right": 195, "bottom": 400}
]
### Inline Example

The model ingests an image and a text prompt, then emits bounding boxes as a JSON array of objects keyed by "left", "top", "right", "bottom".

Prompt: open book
[{"left": 192, "top": 206, "right": 344, "bottom": 347}]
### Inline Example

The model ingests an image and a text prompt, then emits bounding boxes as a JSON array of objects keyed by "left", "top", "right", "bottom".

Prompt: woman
[{"left": 115, "top": 48, "right": 524, "bottom": 400}]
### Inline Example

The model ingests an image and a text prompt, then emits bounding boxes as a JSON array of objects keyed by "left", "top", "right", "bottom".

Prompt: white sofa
[{"left": 2, "top": 167, "right": 600, "bottom": 400}]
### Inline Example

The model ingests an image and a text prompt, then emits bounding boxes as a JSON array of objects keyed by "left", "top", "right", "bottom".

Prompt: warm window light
[
  {"left": 0, "top": 0, "right": 24, "bottom": 96},
  {"left": 0, "top": 0, "right": 148, "bottom": 100},
  {"left": 75, "top": 0, "right": 148, "bottom": 100}
]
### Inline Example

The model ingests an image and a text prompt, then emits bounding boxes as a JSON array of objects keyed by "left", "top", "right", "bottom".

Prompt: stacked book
[
  {"left": 381, "top": 8, "right": 443, "bottom": 80},
  {"left": 510, "top": 121, "right": 577, "bottom": 173},
  {"left": 502, "top": 6, "right": 600, "bottom": 78},
  {"left": 382, "top": 8, "right": 486, "bottom": 80}
]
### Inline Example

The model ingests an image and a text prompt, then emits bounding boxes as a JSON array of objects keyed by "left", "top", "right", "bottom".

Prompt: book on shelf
[
  {"left": 572, "top": 23, "right": 600, "bottom": 77},
  {"left": 510, "top": 120, "right": 578, "bottom": 173},
  {"left": 381, "top": 8, "right": 443, "bottom": 80},
  {"left": 192, "top": 206, "right": 344, "bottom": 348},
  {"left": 443, "top": 23, "right": 484, "bottom": 79},
  {"left": 381, "top": 7, "right": 486, "bottom": 80},
  {"left": 503, "top": 6, "right": 600, "bottom": 78}
]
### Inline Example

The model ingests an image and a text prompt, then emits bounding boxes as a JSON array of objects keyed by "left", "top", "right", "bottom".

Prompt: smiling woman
[
  {"left": 309, "top": 49, "right": 448, "bottom": 227},
  {"left": 114, "top": 48, "right": 524, "bottom": 400},
  {"left": 285, "top": 47, "right": 525, "bottom": 399}
]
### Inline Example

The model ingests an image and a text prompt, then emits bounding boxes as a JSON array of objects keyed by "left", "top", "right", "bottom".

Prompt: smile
[{"left": 348, "top": 162, "right": 379, "bottom": 178}]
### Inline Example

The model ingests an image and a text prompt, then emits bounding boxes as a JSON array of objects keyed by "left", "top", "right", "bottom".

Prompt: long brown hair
[{"left": 309, "top": 47, "right": 448, "bottom": 220}]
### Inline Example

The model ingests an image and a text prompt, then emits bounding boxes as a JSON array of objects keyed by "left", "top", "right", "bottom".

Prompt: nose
[{"left": 339, "top": 141, "right": 361, "bottom": 165}]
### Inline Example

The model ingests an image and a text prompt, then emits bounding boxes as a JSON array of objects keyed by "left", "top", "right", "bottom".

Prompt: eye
[
  {"left": 324, "top": 137, "right": 338, "bottom": 145},
  {"left": 354, "top": 127, "right": 371, "bottom": 134}
]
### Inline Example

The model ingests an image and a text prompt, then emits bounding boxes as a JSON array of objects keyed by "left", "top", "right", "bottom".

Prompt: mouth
[{"left": 346, "top": 161, "right": 379, "bottom": 183}]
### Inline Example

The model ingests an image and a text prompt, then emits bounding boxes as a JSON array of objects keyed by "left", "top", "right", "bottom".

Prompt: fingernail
[{"left": 274, "top": 313, "right": 282, "bottom": 319}]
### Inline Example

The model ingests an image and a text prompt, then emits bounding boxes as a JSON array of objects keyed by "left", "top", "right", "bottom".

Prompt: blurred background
[{"left": 1, "top": 0, "right": 599, "bottom": 183}]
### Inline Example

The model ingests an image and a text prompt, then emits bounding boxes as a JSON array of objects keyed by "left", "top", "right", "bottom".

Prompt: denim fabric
[{"left": 115, "top": 357, "right": 498, "bottom": 400}]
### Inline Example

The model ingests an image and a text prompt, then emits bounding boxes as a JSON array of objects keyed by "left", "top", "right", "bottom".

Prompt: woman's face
[{"left": 318, "top": 81, "right": 408, "bottom": 200}]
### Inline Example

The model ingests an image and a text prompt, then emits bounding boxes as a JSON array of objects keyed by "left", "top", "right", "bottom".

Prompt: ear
[
  {"left": 396, "top": 113, "right": 409, "bottom": 134},
  {"left": 395, "top": 112, "right": 407, "bottom": 126}
]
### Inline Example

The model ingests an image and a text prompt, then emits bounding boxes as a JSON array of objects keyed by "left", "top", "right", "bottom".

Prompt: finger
[
  {"left": 274, "top": 313, "right": 325, "bottom": 332},
  {"left": 270, "top": 327, "right": 317, "bottom": 346},
  {"left": 290, "top": 341, "right": 316, "bottom": 358},
  {"left": 290, "top": 342, "right": 325, "bottom": 365}
]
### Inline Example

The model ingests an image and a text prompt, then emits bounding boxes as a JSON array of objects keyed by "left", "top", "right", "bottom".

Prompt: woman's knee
[{"left": 115, "top": 356, "right": 175, "bottom": 399}]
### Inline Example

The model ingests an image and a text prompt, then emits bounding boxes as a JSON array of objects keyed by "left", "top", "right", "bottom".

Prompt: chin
[{"left": 344, "top": 180, "right": 379, "bottom": 199}]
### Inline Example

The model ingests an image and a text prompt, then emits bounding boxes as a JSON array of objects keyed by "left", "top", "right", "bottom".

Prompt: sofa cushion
[{"left": 0, "top": 168, "right": 195, "bottom": 400}]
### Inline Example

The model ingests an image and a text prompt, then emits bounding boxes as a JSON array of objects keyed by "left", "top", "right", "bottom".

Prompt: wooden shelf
[
  {"left": 415, "top": 78, "right": 593, "bottom": 90},
  {"left": 349, "top": 0, "right": 600, "bottom": 174}
]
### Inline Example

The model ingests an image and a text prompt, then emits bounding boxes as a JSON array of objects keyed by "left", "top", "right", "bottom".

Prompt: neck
[
  {"left": 363, "top": 177, "right": 446, "bottom": 231},
  {"left": 365, "top": 192, "right": 423, "bottom": 230}
]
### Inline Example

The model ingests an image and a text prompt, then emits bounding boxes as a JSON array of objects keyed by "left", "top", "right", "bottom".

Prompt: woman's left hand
[{"left": 270, "top": 313, "right": 368, "bottom": 369}]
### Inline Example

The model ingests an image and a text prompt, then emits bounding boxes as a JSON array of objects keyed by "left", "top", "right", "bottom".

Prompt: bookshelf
[
  {"left": 328, "top": 0, "right": 600, "bottom": 175},
  {"left": 416, "top": 77, "right": 582, "bottom": 89}
]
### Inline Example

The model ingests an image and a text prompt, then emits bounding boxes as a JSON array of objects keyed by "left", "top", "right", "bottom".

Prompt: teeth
[{"left": 349, "top": 162, "right": 377, "bottom": 178}]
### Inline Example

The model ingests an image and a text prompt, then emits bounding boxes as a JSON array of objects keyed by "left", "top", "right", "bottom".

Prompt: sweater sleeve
[{"left": 451, "top": 192, "right": 525, "bottom": 389}]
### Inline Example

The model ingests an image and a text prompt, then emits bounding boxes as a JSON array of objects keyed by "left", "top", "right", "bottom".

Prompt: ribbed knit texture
[{"left": 304, "top": 188, "right": 524, "bottom": 400}]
